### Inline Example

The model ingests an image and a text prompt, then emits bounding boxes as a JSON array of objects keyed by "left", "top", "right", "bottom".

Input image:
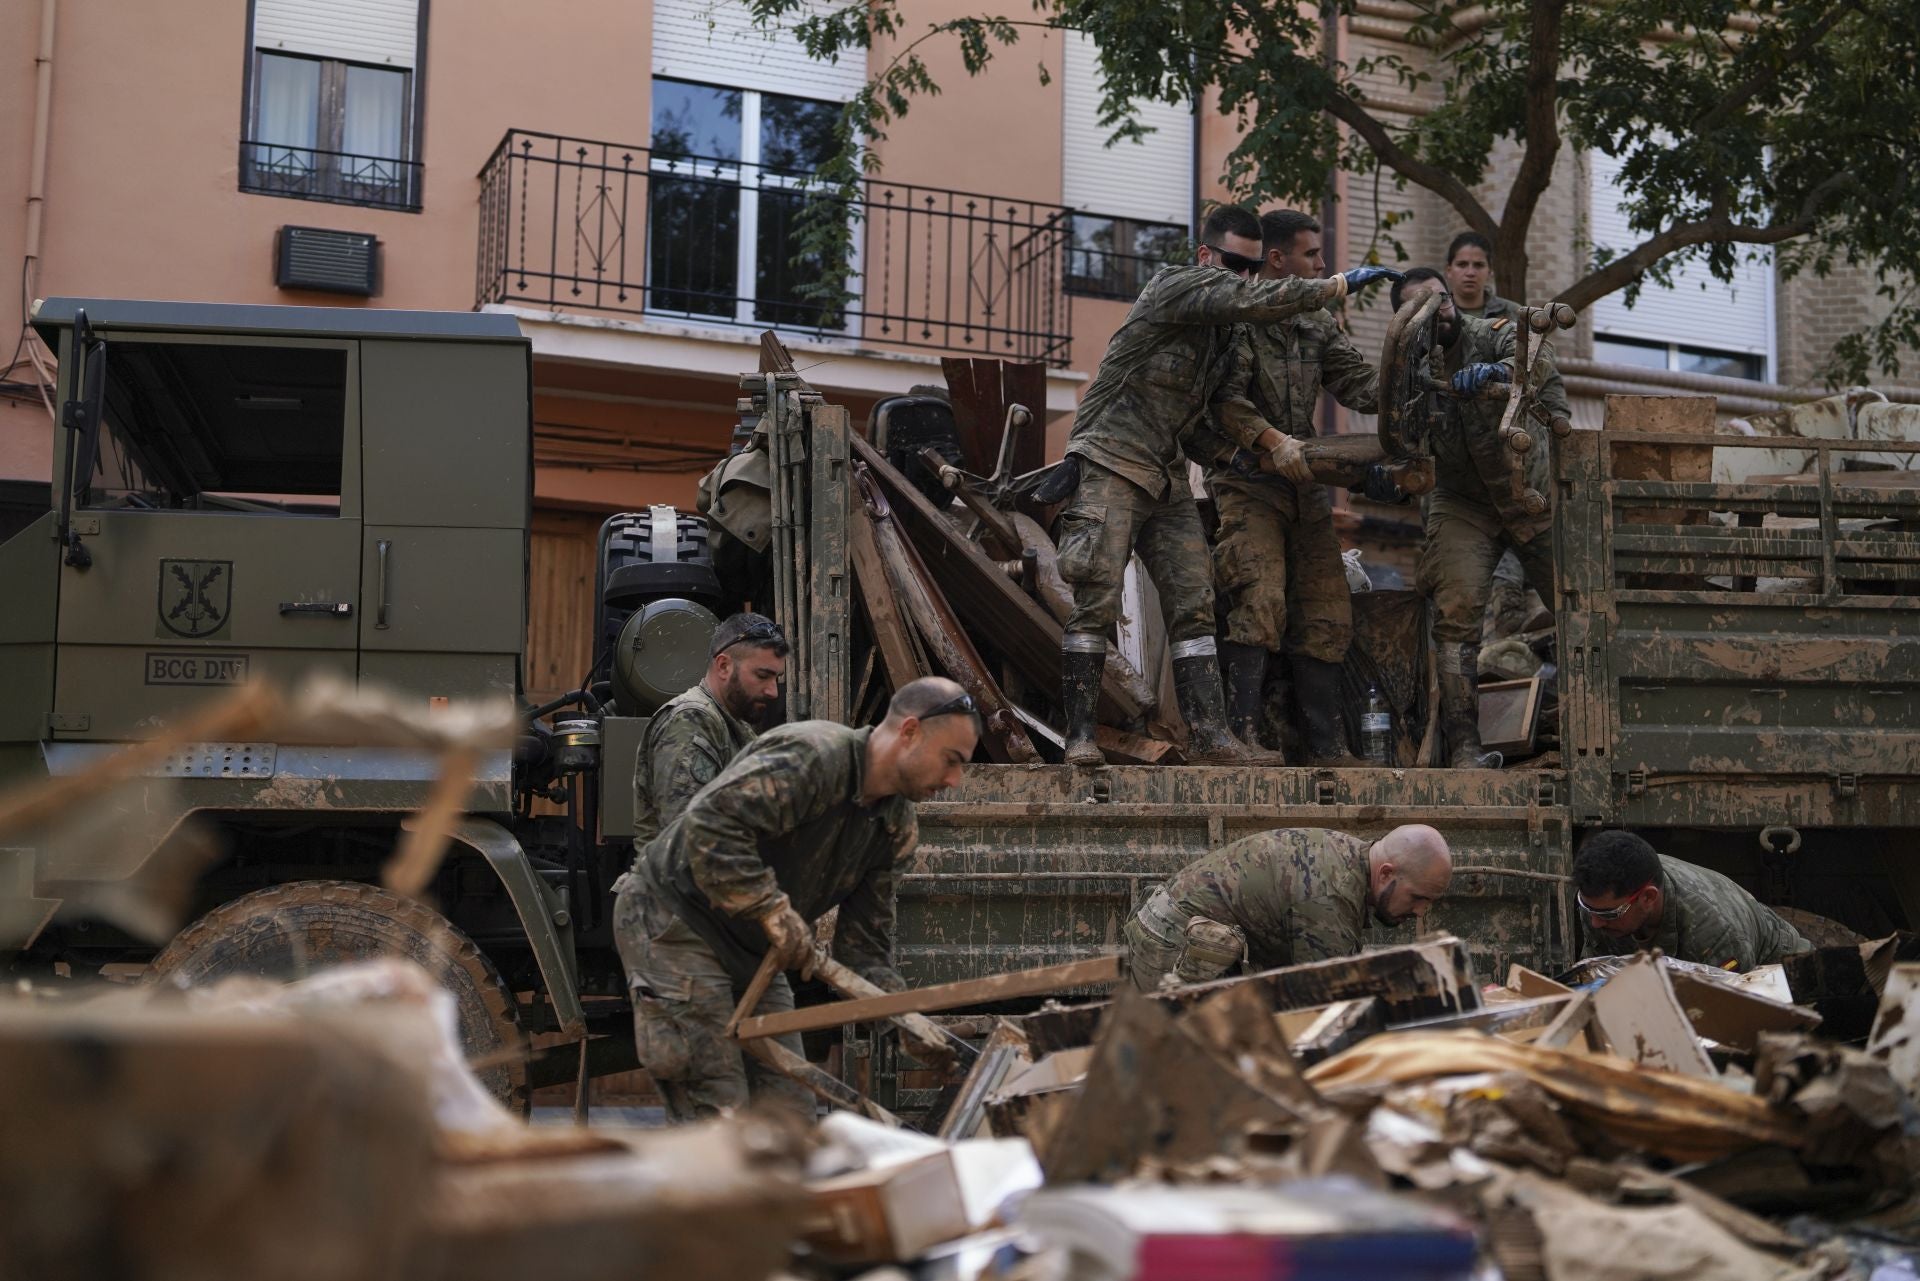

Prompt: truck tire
[{"left": 148, "top": 880, "right": 528, "bottom": 1111}]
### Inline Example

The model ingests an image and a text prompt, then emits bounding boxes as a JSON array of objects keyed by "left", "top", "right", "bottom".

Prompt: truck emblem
[{"left": 158, "top": 559, "right": 232, "bottom": 637}]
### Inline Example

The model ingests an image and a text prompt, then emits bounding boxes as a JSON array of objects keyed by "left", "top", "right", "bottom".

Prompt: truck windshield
[{"left": 81, "top": 340, "right": 347, "bottom": 516}]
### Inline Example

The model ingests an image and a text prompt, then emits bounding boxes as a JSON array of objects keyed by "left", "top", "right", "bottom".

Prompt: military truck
[{"left": 4, "top": 297, "right": 1917, "bottom": 1117}]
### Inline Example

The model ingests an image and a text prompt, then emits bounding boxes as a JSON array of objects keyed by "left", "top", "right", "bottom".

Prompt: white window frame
[{"left": 647, "top": 82, "right": 860, "bottom": 335}]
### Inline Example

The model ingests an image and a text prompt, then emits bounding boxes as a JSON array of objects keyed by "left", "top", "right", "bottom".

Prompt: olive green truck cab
[{"left": 4, "top": 299, "right": 1918, "bottom": 1116}]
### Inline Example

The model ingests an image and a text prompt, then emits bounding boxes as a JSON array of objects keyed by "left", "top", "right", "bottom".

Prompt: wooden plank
[
  {"left": 1291, "top": 996, "right": 1385, "bottom": 1065},
  {"left": 850, "top": 431, "right": 1144, "bottom": 723},
  {"left": 735, "top": 955, "right": 1123, "bottom": 1041},
  {"left": 1506, "top": 964, "right": 1573, "bottom": 999},
  {"left": 1094, "top": 725, "right": 1180, "bottom": 765},
  {"left": 1535, "top": 990, "right": 1596, "bottom": 1051},
  {"left": 846, "top": 499, "right": 926, "bottom": 692},
  {"left": 1590, "top": 954, "right": 1717, "bottom": 1077},
  {"left": 742, "top": 1037, "right": 903, "bottom": 1126}
]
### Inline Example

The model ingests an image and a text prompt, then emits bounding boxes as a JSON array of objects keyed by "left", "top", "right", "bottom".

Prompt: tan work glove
[
  {"left": 756, "top": 895, "right": 818, "bottom": 979},
  {"left": 1257, "top": 430, "right": 1313, "bottom": 483}
]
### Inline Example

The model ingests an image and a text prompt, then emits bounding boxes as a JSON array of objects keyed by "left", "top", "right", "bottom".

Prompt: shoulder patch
[{"left": 1490, "top": 317, "right": 1510, "bottom": 331}]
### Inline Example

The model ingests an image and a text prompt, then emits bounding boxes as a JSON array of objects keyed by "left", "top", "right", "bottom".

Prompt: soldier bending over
[
  {"left": 614, "top": 676, "right": 979, "bottom": 1122},
  {"left": 1574, "top": 830, "right": 1811, "bottom": 972},
  {"left": 1123, "top": 824, "right": 1453, "bottom": 990}
]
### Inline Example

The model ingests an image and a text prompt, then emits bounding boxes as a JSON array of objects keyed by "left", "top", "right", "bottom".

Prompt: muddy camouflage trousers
[
  {"left": 1055, "top": 460, "right": 1216, "bottom": 641},
  {"left": 1210, "top": 474, "right": 1352, "bottom": 663},
  {"left": 1418, "top": 512, "right": 1554, "bottom": 649},
  {"left": 1123, "top": 885, "right": 1249, "bottom": 991},
  {"left": 612, "top": 876, "right": 812, "bottom": 1123}
]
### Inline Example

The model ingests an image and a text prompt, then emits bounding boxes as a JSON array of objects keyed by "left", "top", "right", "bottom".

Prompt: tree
[{"left": 748, "top": 0, "right": 1920, "bottom": 381}]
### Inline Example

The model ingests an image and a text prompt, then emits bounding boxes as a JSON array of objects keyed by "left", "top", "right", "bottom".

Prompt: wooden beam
[
  {"left": 742, "top": 1037, "right": 903, "bottom": 1127},
  {"left": 735, "top": 956, "right": 1123, "bottom": 1041},
  {"left": 847, "top": 500, "right": 926, "bottom": 693},
  {"left": 850, "top": 433, "right": 1143, "bottom": 724}
]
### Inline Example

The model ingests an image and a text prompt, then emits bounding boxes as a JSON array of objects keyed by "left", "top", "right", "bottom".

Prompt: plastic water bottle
[{"left": 1362, "top": 684, "right": 1393, "bottom": 766}]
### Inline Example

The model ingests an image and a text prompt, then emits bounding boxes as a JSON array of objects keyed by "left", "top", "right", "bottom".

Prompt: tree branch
[
  {"left": 1554, "top": 171, "right": 1858, "bottom": 312},
  {"left": 1694, "top": 0, "right": 1861, "bottom": 135},
  {"left": 1322, "top": 88, "right": 1498, "bottom": 241},
  {"left": 1495, "top": 0, "right": 1568, "bottom": 299}
]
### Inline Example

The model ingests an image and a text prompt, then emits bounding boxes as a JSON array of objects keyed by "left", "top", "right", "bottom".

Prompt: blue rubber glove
[
  {"left": 1340, "top": 266, "right": 1404, "bottom": 291},
  {"left": 1451, "top": 362, "right": 1513, "bottom": 396}
]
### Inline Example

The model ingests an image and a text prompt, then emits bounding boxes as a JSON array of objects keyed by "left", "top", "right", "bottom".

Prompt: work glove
[
  {"left": 1353, "top": 462, "right": 1408, "bottom": 505},
  {"left": 756, "top": 895, "right": 818, "bottom": 980},
  {"left": 1340, "top": 266, "right": 1404, "bottom": 291},
  {"left": 1450, "top": 362, "right": 1513, "bottom": 396},
  {"left": 1257, "top": 432, "right": 1314, "bottom": 483},
  {"left": 1029, "top": 455, "right": 1082, "bottom": 506}
]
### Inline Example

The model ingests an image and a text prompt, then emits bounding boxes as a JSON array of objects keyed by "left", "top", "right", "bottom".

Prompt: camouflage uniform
[
  {"left": 1416, "top": 313, "right": 1570, "bottom": 655},
  {"left": 1057, "top": 264, "right": 1348, "bottom": 640},
  {"left": 616, "top": 720, "right": 917, "bottom": 1121},
  {"left": 1188, "top": 312, "right": 1379, "bottom": 662},
  {"left": 1581, "top": 853, "right": 1812, "bottom": 972},
  {"left": 631, "top": 680, "right": 755, "bottom": 848},
  {"left": 1124, "top": 828, "right": 1372, "bottom": 990}
]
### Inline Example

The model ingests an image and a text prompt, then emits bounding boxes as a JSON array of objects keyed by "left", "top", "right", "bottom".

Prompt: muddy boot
[
  {"left": 1061, "top": 637, "right": 1106, "bottom": 768},
  {"left": 1220, "top": 641, "right": 1274, "bottom": 756},
  {"left": 1295, "top": 656, "right": 1366, "bottom": 767},
  {"left": 1173, "top": 646, "right": 1283, "bottom": 764},
  {"left": 1439, "top": 651, "right": 1503, "bottom": 769}
]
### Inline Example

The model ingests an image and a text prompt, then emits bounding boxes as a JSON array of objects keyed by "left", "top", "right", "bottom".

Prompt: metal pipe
[{"left": 24, "top": 0, "right": 56, "bottom": 286}]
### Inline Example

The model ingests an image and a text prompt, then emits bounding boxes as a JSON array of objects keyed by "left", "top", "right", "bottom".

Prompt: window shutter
[
  {"left": 254, "top": 0, "right": 419, "bottom": 68},
  {"left": 1062, "top": 34, "right": 1193, "bottom": 227},
  {"left": 652, "top": 0, "right": 867, "bottom": 101},
  {"left": 1589, "top": 148, "right": 1772, "bottom": 359}
]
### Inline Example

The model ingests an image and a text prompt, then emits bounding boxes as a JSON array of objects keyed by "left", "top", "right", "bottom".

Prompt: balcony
[{"left": 476, "top": 130, "right": 1074, "bottom": 367}]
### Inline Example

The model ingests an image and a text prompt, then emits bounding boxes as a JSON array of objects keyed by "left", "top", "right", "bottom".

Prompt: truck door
[
  {"left": 52, "top": 335, "right": 363, "bottom": 741},
  {"left": 355, "top": 340, "right": 529, "bottom": 702}
]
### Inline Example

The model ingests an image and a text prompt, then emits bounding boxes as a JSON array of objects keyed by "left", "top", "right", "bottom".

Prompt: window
[
  {"left": 84, "top": 342, "right": 348, "bottom": 515},
  {"left": 647, "top": 78, "right": 848, "bottom": 329},
  {"left": 1065, "top": 214, "right": 1186, "bottom": 300},
  {"left": 1593, "top": 335, "right": 1767, "bottom": 383},
  {"left": 1060, "top": 32, "right": 1192, "bottom": 301},
  {"left": 1589, "top": 147, "right": 1773, "bottom": 381},
  {"left": 242, "top": 0, "right": 422, "bottom": 211}
]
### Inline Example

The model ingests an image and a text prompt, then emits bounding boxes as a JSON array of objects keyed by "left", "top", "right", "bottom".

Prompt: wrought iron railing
[
  {"left": 240, "top": 141, "right": 422, "bottom": 212},
  {"left": 476, "top": 130, "right": 1074, "bottom": 366}
]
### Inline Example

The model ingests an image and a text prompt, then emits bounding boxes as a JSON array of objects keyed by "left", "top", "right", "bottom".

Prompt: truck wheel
[{"left": 148, "top": 880, "right": 528, "bottom": 1111}]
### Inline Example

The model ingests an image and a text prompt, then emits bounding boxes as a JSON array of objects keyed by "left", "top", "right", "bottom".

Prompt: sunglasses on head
[
  {"left": 1576, "top": 881, "right": 1652, "bottom": 921},
  {"left": 711, "top": 618, "right": 785, "bottom": 657},
  {"left": 1202, "top": 244, "right": 1262, "bottom": 275},
  {"left": 918, "top": 691, "right": 978, "bottom": 722}
]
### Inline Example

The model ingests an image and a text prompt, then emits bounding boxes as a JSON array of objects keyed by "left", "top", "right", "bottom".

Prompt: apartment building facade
[{"left": 2, "top": 0, "right": 1907, "bottom": 686}]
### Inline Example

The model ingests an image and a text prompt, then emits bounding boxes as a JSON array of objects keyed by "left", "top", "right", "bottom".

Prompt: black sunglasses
[
  {"left": 711, "top": 618, "right": 786, "bottom": 657},
  {"left": 917, "top": 691, "right": 978, "bottom": 722},
  {"left": 1202, "top": 244, "right": 1262, "bottom": 275}
]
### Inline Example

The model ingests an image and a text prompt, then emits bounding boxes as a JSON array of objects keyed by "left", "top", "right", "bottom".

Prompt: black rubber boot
[
  {"left": 1220, "top": 641, "right": 1273, "bottom": 756},
  {"left": 1295, "top": 655, "right": 1366, "bottom": 767},
  {"left": 1060, "top": 645, "right": 1105, "bottom": 768},
  {"left": 1439, "top": 668, "right": 1503, "bottom": 769},
  {"left": 1174, "top": 652, "right": 1282, "bottom": 764}
]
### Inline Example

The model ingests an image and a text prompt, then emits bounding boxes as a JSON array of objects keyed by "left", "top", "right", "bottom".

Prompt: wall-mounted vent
[{"left": 275, "top": 226, "right": 379, "bottom": 296}]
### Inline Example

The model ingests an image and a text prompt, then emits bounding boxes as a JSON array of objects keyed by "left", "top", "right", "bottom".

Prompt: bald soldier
[
  {"left": 1124, "top": 825, "right": 1453, "bottom": 990},
  {"left": 632, "top": 612, "right": 788, "bottom": 847},
  {"left": 614, "top": 676, "right": 980, "bottom": 1122},
  {"left": 1574, "top": 830, "right": 1810, "bottom": 972}
]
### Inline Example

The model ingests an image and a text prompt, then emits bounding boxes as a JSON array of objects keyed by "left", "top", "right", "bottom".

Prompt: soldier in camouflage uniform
[
  {"left": 632, "top": 613, "right": 788, "bottom": 847},
  {"left": 1573, "top": 829, "right": 1811, "bottom": 971},
  {"left": 1393, "top": 268, "right": 1571, "bottom": 767},
  {"left": 1187, "top": 210, "right": 1381, "bottom": 764},
  {"left": 614, "top": 676, "right": 978, "bottom": 1122},
  {"left": 1047, "top": 203, "right": 1401, "bottom": 768},
  {"left": 1445, "top": 232, "right": 1569, "bottom": 647},
  {"left": 1123, "top": 823, "right": 1453, "bottom": 990}
]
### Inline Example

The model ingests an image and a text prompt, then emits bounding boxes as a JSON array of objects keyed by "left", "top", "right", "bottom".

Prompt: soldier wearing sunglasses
[
  {"left": 1573, "top": 830, "right": 1810, "bottom": 972},
  {"left": 1045, "top": 203, "right": 1401, "bottom": 768},
  {"left": 631, "top": 612, "right": 790, "bottom": 846},
  {"left": 1188, "top": 209, "right": 1386, "bottom": 764},
  {"left": 613, "top": 676, "right": 979, "bottom": 1122}
]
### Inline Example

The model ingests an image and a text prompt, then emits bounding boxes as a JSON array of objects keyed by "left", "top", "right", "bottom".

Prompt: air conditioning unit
[{"left": 275, "top": 226, "right": 379, "bottom": 297}]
